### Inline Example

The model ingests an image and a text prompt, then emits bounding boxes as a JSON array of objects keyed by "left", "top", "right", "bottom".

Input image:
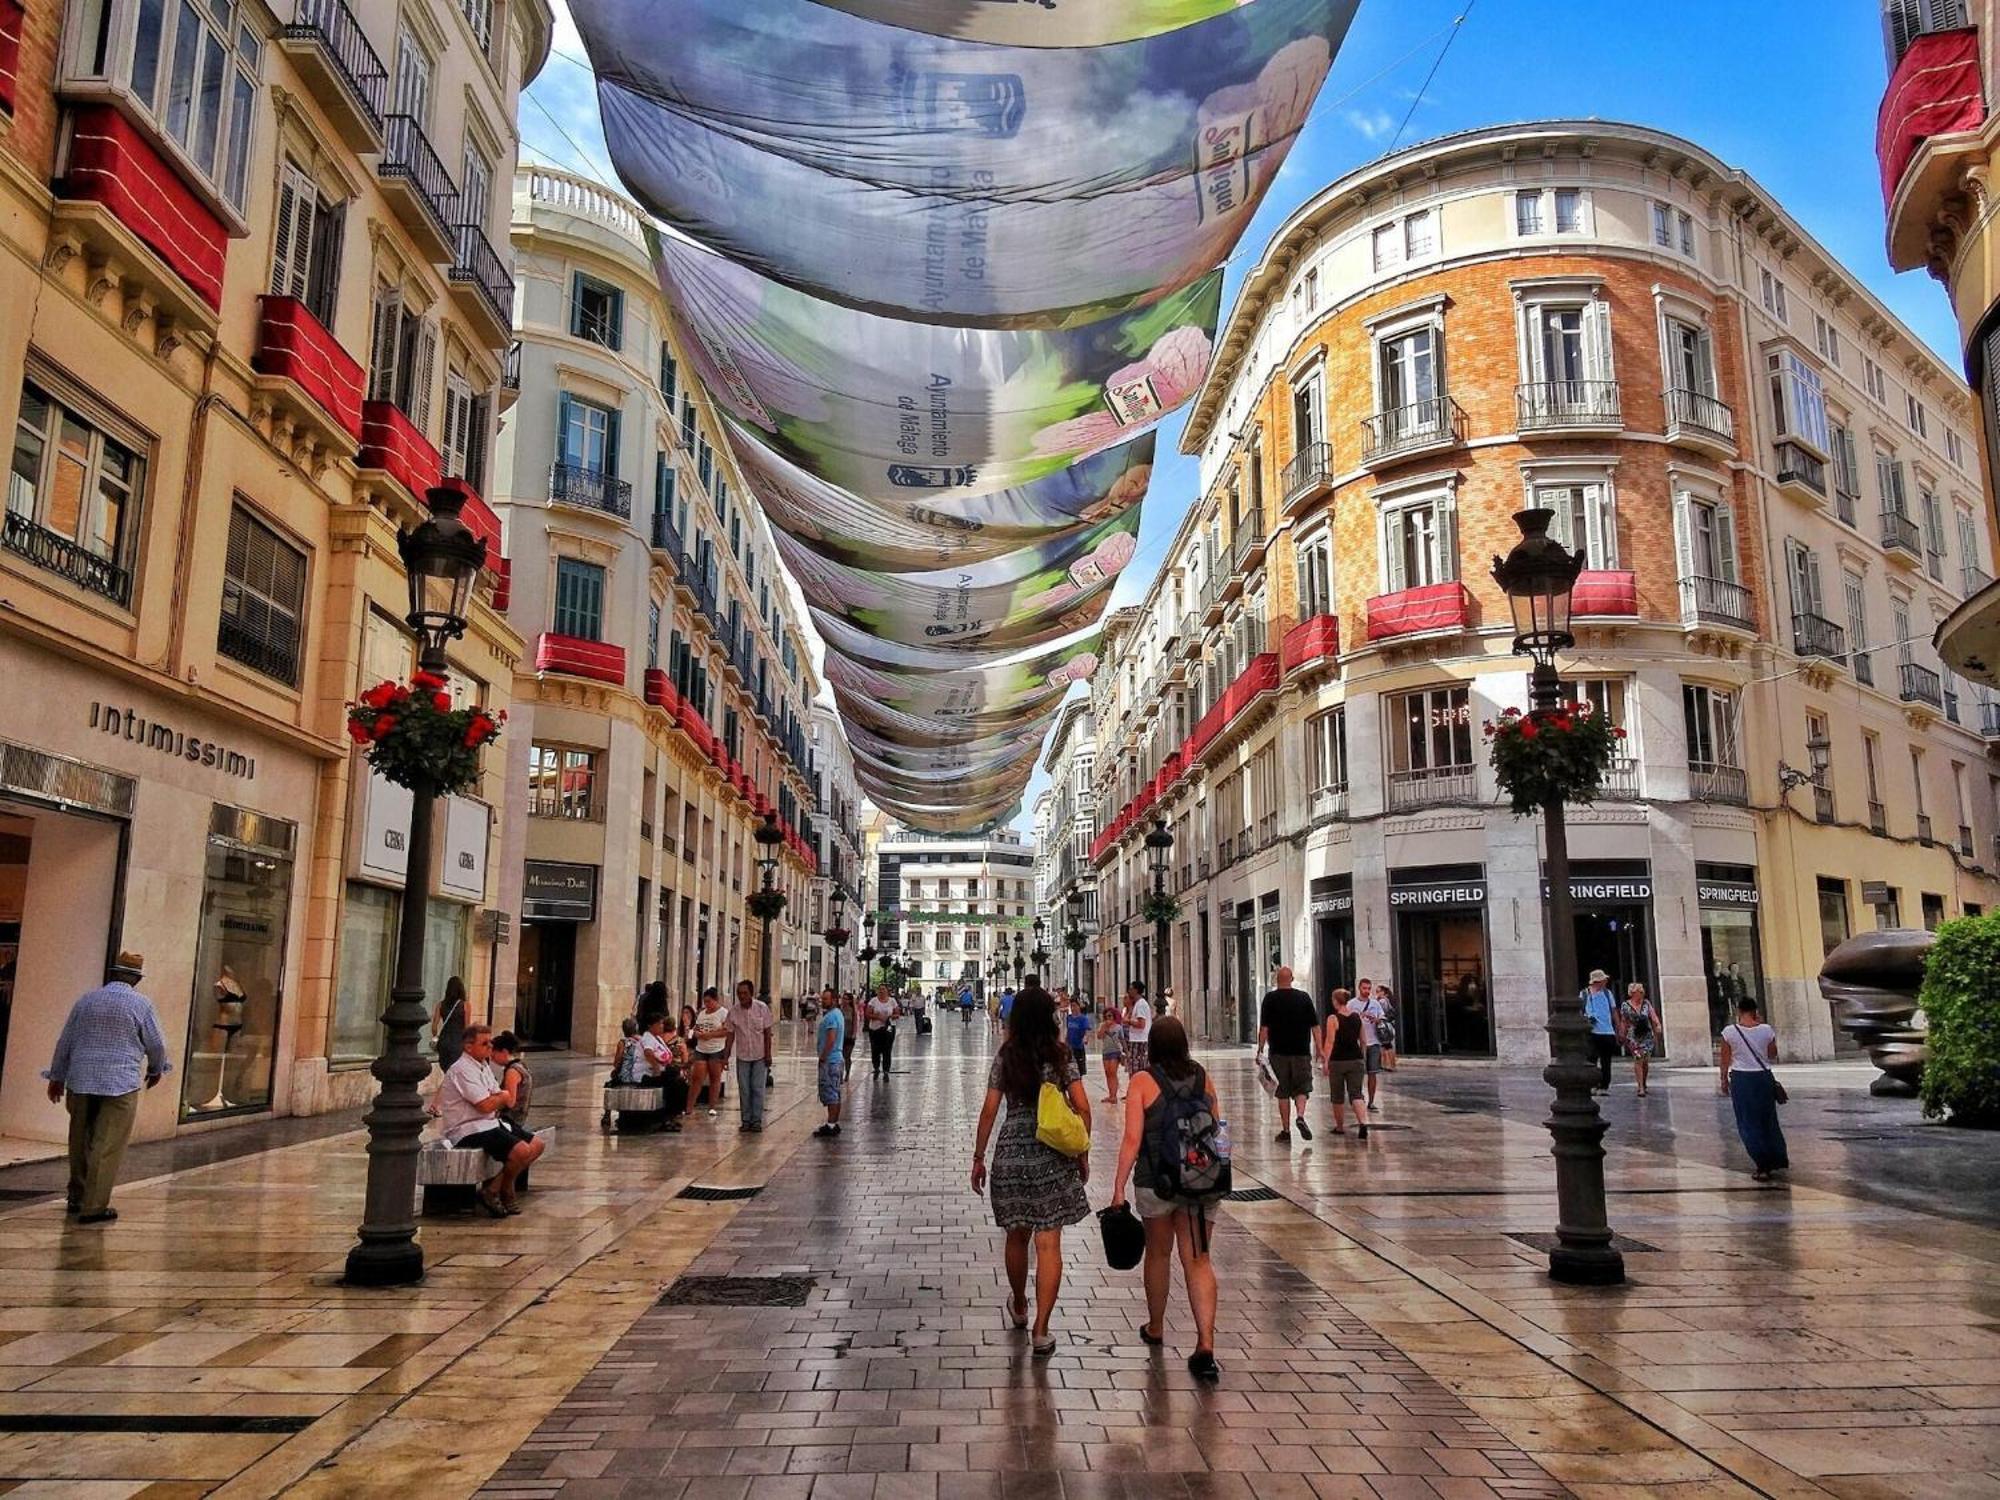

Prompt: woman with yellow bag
[{"left": 971, "top": 984, "right": 1092, "bottom": 1360}]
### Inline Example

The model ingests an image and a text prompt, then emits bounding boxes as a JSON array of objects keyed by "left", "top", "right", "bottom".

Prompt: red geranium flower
[
  {"left": 360, "top": 683, "right": 397, "bottom": 711},
  {"left": 346, "top": 720, "right": 372, "bottom": 744},
  {"left": 373, "top": 715, "right": 396, "bottom": 739},
  {"left": 431, "top": 692, "right": 452, "bottom": 712},
  {"left": 1519, "top": 721, "right": 1538, "bottom": 739}
]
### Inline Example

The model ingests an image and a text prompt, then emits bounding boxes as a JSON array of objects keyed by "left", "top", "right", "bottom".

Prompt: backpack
[{"left": 1141, "top": 1065, "right": 1231, "bottom": 1202}]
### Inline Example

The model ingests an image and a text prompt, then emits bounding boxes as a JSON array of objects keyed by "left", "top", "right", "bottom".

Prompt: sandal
[
  {"left": 1005, "top": 1299, "right": 1028, "bottom": 1330},
  {"left": 1188, "top": 1349, "right": 1220, "bottom": 1382},
  {"left": 1138, "top": 1324, "right": 1163, "bottom": 1347},
  {"left": 476, "top": 1188, "right": 508, "bottom": 1219},
  {"left": 1031, "top": 1334, "right": 1057, "bottom": 1360}
]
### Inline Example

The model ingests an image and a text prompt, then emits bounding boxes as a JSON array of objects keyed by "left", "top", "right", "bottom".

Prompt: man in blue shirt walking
[
  {"left": 44, "top": 951, "right": 170, "bottom": 1224},
  {"left": 1580, "top": 968, "right": 1618, "bottom": 1095}
]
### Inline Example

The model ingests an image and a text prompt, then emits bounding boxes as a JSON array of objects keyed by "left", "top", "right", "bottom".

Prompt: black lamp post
[
  {"left": 825, "top": 891, "right": 849, "bottom": 994},
  {"left": 754, "top": 812, "right": 782, "bottom": 1006},
  {"left": 1492, "top": 508, "right": 1624, "bottom": 1287},
  {"left": 345, "top": 486, "right": 486, "bottom": 1288},
  {"left": 1031, "top": 915, "right": 1049, "bottom": 986},
  {"left": 1066, "top": 887, "right": 1084, "bottom": 996},
  {"left": 859, "top": 914, "right": 877, "bottom": 992},
  {"left": 1012, "top": 929, "right": 1024, "bottom": 987},
  {"left": 1145, "top": 816, "right": 1174, "bottom": 1006}
]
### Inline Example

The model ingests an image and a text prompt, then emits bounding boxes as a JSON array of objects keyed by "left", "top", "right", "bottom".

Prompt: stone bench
[
  {"left": 415, "top": 1127, "right": 556, "bottom": 1214},
  {"left": 604, "top": 1083, "right": 679, "bottom": 1133}
]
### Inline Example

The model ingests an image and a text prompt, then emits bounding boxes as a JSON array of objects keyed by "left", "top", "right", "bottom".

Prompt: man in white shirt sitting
[{"left": 440, "top": 1025, "right": 543, "bottom": 1217}]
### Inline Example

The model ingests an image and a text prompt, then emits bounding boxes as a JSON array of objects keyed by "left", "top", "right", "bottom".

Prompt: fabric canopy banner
[
  {"left": 818, "top": 620, "right": 1101, "bottom": 704},
  {"left": 776, "top": 507, "right": 1137, "bottom": 654},
  {"left": 656, "top": 231, "right": 1217, "bottom": 500},
  {"left": 583, "top": 0, "right": 1351, "bottom": 324},
  {"left": 727, "top": 428, "right": 1153, "bottom": 572},
  {"left": 806, "top": 0, "right": 1249, "bottom": 46},
  {"left": 836, "top": 684, "right": 1069, "bottom": 746}
]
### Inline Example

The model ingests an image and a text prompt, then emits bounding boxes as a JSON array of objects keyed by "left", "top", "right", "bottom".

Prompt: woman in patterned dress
[{"left": 971, "top": 985, "right": 1092, "bottom": 1359}]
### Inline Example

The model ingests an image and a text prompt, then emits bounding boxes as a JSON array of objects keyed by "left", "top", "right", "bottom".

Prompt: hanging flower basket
[
  {"left": 747, "top": 888, "right": 788, "bottom": 921},
  {"left": 346, "top": 671, "right": 502, "bottom": 796},
  {"left": 1484, "top": 703, "right": 1623, "bottom": 817},
  {"left": 824, "top": 926, "right": 851, "bottom": 949},
  {"left": 1141, "top": 892, "right": 1182, "bottom": 926},
  {"left": 1064, "top": 929, "right": 1088, "bottom": 952}
]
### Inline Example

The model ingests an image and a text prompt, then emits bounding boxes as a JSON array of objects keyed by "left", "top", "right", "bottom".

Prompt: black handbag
[{"left": 1098, "top": 1203, "right": 1145, "bottom": 1271}]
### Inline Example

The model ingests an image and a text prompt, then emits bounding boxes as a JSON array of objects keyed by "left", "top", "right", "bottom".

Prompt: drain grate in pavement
[
  {"left": 1508, "top": 1231, "right": 1659, "bottom": 1255},
  {"left": 675, "top": 1184, "right": 765, "bottom": 1201},
  {"left": 658, "top": 1275, "right": 815, "bottom": 1307},
  {"left": 1227, "top": 1187, "right": 1281, "bottom": 1203},
  {"left": 0, "top": 1414, "right": 314, "bottom": 1434}
]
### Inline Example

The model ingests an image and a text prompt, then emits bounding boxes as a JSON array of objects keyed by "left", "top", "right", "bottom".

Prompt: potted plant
[
  {"left": 1483, "top": 701, "right": 1623, "bottom": 816},
  {"left": 1917, "top": 913, "right": 2000, "bottom": 1128}
]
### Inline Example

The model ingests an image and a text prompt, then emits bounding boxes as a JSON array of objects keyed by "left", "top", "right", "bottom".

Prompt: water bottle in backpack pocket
[{"left": 1141, "top": 1065, "right": 1232, "bottom": 1203}]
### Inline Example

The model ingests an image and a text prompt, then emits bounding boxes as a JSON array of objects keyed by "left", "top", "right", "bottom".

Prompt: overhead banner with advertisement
[{"left": 583, "top": 0, "right": 1352, "bottom": 325}]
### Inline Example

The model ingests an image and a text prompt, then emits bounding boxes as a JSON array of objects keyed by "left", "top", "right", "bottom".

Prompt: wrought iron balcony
[
  {"left": 1689, "top": 761, "right": 1748, "bottom": 805},
  {"left": 448, "top": 222, "right": 514, "bottom": 341},
  {"left": 1309, "top": 784, "right": 1349, "bottom": 824},
  {"left": 2, "top": 512, "right": 132, "bottom": 606},
  {"left": 1361, "top": 395, "right": 1466, "bottom": 465},
  {"left": 378, "top": 114, "right": 460, "bottom": 261},
  {"left": 550, "top": 463, "right": 632, "bottom": 518},
  {"left": 1281, "top": 441, "right": 1333, "bottom": 510},
  {"left": 1982, "top": 699, "right": 2000, "bottom": 739},
  {"left": 1792, "top": 610, "right": 1846, "bottom": 661},
  {"left": 1596, "top": 756, "right": 1640, "bottom": 801},
  {"left": 1517, "top": 379, "right": 1622, "bottom": 431},
  {"left": 1773, "top": 440, "right": 1828, "bottom": 501},
  {"left": 1231, "top": 514, "right": 1266, "bottom": 575},
  {"left": 651, "top": 513, "right": 684, "bottom": 561},
  {"left": 1664, "top": 386, "right": 1736, "bottom": 451},
  {"left": 1899, "top": 660, "right": 1943, "bottom": 708},
  {"left": 1881, "top": 508, "right": 1924, "bottom": 559},
  {"left": 1962, "top": 564, "right": 1994, "bottom": 598},
  {"left": 1679, "top": 574, "right": 1754, "bottom": 631},
  {"left": 1387, "top": 764, "right": 1478, "bottom": 813},
  {"left": 277, "top": 0, "right": 387, "bottom": 152}
]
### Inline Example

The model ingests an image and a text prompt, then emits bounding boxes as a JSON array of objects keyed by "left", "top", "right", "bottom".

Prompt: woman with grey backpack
[{"left": 1108, "top": 1016, "right": 1226, "bottom": 1382}]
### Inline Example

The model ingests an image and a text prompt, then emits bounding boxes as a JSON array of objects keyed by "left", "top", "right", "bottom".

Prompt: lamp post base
[
  {"left": 1548, "top": 1242, "right": 1626, "bottom": 1286},
  {"left": 343, "top": 1238, "right": 425, "bottom": 1287}
]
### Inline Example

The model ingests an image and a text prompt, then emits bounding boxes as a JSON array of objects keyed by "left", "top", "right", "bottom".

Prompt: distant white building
[{"left": 875, "top": 825, "right": 1038, "bottom": 996}]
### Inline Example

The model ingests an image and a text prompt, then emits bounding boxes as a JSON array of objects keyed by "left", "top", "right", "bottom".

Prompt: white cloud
[{"left": 1343, "top": 107, "right": 1396, "bottom": 143}]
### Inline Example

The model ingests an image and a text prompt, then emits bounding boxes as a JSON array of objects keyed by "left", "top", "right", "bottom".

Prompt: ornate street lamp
[
  {"left": 1145, "top": 816, "right": 1174, "bottom": 1007},
  {"left": 1066, "top": 887, "right": 1085, "bottom": 997},
  {"left": 751, "top": 812, "right": 784, "bottom": 1007},
  {"left": 1493, "top": 507, "right": 1623, "bottom": 1287},
  {"left": 346, "top": 486, "right": 487, "bottom": 1288},
  {"left": 1031, "top": 915, "right": 1049, "bottom": 984},
  {"left": 824, "top": 891, "right": 850, "bottom": 995},
  {"left": 1012, "top": 928, "right": 1024, "bottom": 986},
  {"left": 858, "top": 913, "right": 877, "bottom": 992}
]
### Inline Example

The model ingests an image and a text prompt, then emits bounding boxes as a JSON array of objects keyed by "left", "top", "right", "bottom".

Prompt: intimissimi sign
[{"left": 88, "top": 702, "right": 256, "bottom": 780}]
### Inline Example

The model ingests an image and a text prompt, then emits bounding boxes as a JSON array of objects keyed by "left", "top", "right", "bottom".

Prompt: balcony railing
[
  {"left": 1517, "top": 379, "right": 1622, "bottom": 430},
  {"left": 379, "top": 115, "right": 460, "bottom": 252},
  {"left": 502, "top": 341, "right": 521, "bottom": 392},
  {"left": 651, "top": 513, "right": 684, "bottom": 560},
  {"left": 1596, "top": 756, "right": 1640, "bottom": 801},
  {"left": 1774, "top": 440, "right": 1828, "bottom": 499},
  {"left": 550, "top": 463, "right": 632, "bottom": 518},
  {"left": 1870, "top": 799, "right": 1888, "bottom": 836},
  {"left": 1792, "top": 610, "right": 1846, "bottom": 661},
  {"left": 279, "top": 0, "right": 388, "bottom": 144},
  {"left": 1679, "top": 574, "right": 1754, "bottom": 631},
  {"left": 1899, "top": 660, "right": 1943, "bottom": 708},
  {"left": 1310, "top": 783, "right": 1349, "bottom": 823},
  {"left": 1982, "top": 699, "right": 2000, "bottom": 739},
  {"left": 1962, "top": 564, "right": 1994, "bottom": 598},
  {"left": 1361, "top": 395, "right": 1466, "bottom": 463},
  {"left": 1856, "top": 649, "right": 1875, "bottom": 687},
  {"left": 1664, "top": 386, "right": 1736, "bottom": 447},
  {"left": 1231, "top": 515, "right": 1266, "bottom": 573},
  {"left": 1387, "top": 764, "right": 1478, "bottom": 813},
  {"left": 2, "top": 512, "right": 133, "bottom": 606},
  {"left": 449, "top": 222, "right": 514, "bottom": 334},
  {"left": 1281, "top": 441, "right": 1333, "bottom": 509},
  {"left": 1835, "top": 482, "right": 1859, "bottom": 526},
  {"left": 1881, "top": 508, "right": 1924, "bottom": 558},
  {"left": 1689, "top": 761, "right": 1748, "bottom": 805}
]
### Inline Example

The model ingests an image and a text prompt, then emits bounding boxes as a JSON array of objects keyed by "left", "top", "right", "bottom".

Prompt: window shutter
[
  {"left": 1437, "top": 495, "right": 1459, "bottom": 583},
  {"left": 410, "top": 322, "right": 437, "bottom": 433},
  {"left": 465, "top": 392, "right": 490, "bottom": 494},
  {"left": 270, "top": 164, "right": 316, "bottom": 300},
  {"left": 367, "top": 289, "right": 402, "bottom": 403},
  {"left": 305, "top": 200, "right": 345, "bottom": 327},
  {"left": 1384, "top": 511, "right": 1407, "bottom": 593},
  {"left": 1586, "top": 298, "right": 1614, "bottom": 381},
  {"left": 1714, "top": 499, "right": 1739, "bottom": 582},
  {"left": 605, "top": 409, "right": 621, "bottom": 480},
  {"left": 1785, "top": 541, "right": 1807, "bottom": 614},
  {"left": 556, "top": 394, "right": 575, "bottom": 467}
]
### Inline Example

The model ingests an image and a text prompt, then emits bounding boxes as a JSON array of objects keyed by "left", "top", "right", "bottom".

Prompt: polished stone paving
[{"left": 0, "top": 1020, "right": 1987, "bottom": 1497}]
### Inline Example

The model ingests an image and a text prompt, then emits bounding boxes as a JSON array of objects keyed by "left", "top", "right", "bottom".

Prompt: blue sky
[{"left": 521, "top": 0, "right": 1957, "bottom": 832}]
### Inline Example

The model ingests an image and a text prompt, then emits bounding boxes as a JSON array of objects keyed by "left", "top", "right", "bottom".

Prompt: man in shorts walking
[
  {"left": 1257, "top": 965, "right": 1318, "bottom": 1145},
  {"left": 813, "top": 988, "right": 845, "bottom": 1138}
]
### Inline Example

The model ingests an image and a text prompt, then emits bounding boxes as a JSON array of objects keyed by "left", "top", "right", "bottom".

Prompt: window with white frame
[
  {"left": 1920, "top": 486, "right": 1948, "bottom": 578},
  {"left": 1865, "top": 356, "right": 1888, "bottom": 403},
  {"left": 1814, "top": 314, "right": 1842, "bottom": 367},
  {"left": 1907, "top": 393, "right": 1930, "bottom": 438},
  {"left": 1297, "top": 532, "right": 1333, "bottom": 617},
  {"left": 270, "top": 161, "right": 345, "bottom": 328},
  {"left": 1664, "top": 316, "right": 1719, "bottom": 397},
  {"left": 393, "top": 19, "right": 433, "bottom": 124},
  {"left": 1519, "top": 289, "right": 1613, "bottom": 406},
  {"left": 1533, "top": 475, "right": 1617, "bottom": 569},
  {"left": 441, "top": 370, "right": 491, "bottom": 494},
  {"left": 1515, "top": 186, "right": 1587, "bottom": 237},
  {"left": 1768, "top": 348, "right": 1830, "bottom": 453},
  {"left": 63, "top": 0, "right": 264, "bottom": 216},
  {"left": 1844, "top": 569, "right": 1873, "bottom": 684},
  {"left": 1831, "top": 422, "right": 1863, "bottom": 517},
  {"left": 1682, "top": 683, "right": 1739, "bottom": 768},
  {"left": 1947, "top": 428, "right": 1966, "bottom": 468},
  {"left": 1877, "top": 449, "right": 1911, "bottom": 516},
  {"left": 1785, "top": 537, "right": 1828, "bottom": 622},
  {"left": 7, "top": 378, "right": 145, "bottom": 606},
  {"left": 1376, "top": 324, "right": 1440, "bottom": 416},
  {"left": 1306, "top": 706, "right": 1348, "bottom": 792},
  {"left": 1652, "top": 201, "right": 1673, "bottom": 247},
  {"left": 1387, "top": 685, "right": 1474, "bottom": 776},
  {"left": 1515, "top": 190, "right": 1543, "bottom": 236},
  {"left": 1291, "top": 369, "right": 1324, "bottom": 454},
  {"left": 1892, "top": 594, "right": 1915, "bottom": 666},
  {"left": 1371, "top": 223, "right": 1397, "bottom": 273},
  {"left": 1957, "top": 505, "right": 1985, "bottom": 589},
  {"left": 1371, "top": 209, "right": 1439, "bottom": 272},
  {"left": 1760, "top": 268, "right": 1789, "bottom": 322},
  {"left": 1574, "top": 677, "right": 1631, "bottom": 735},
  {"left": 1673, "top": 489, "right": 1739, "bottom": 584},
  {"left": 367, "top": 285, "right": 438, "bottom": 430},
  {"left": 1379, "top": 486, "right": 1456, "bottom": 590}
]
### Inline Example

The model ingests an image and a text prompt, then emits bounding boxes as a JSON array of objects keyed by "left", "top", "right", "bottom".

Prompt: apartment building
[
  {"left": 1038, "top": 698, "right": 1099, "bottom": 997},
  {"left": 0, "top": 0, "right": 549, "bottom": 1141},
  {"left": 1088, "top": 121, "right": 2000, "bottom": 1062},
  {"left": 873, "top": 825, "right": 1037, "bottom": 997},
  {"left": 493, "top": 166, "right": 820, "bottom": 1052},
  {"left": 807, "top": 702, "right": 863, "bottom": 996},
  {"left": 1878, "top": 3, "right": 2000, "bottom": 687}
]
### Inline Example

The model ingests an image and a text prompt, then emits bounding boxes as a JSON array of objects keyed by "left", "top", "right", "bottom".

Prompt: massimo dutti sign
[{"left": 89, "top": 702, "right": 256, "bottom": 779}]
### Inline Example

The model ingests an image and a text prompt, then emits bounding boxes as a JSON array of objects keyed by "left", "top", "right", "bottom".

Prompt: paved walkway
[{"left": 0, "top": 1021, "right": 1989, "bottom": 1496}]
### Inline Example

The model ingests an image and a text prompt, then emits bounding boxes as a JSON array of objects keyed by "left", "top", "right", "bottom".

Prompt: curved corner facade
[
  {"left": 494, "top": 166, "right": 823, "bottom": 1056},
  {"left": 1088, "top": 121, "right": 2000, "bottom": 1064}
]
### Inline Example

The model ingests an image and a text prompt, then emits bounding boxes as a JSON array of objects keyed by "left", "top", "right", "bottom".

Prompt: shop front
[
  {"left": 520, "top": 860, "right": 598, "bottom": 1047},
  {"left": 1389, "top": 864, "right": 1492, "bottom": 1056},
  {"left": 1309, "top": 873, "right": 1355, "bottom": 1003},
  {"left": 1560, "top": 859, "right": 1661, "bottom": 1056},
  {"left": 1695, "top": 862, "right": 1763, "bottom": 1044}
]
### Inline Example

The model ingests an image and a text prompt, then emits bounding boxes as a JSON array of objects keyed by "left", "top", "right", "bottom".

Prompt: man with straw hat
[{"left": 44, "top": 951, "right": 169, "bottom": 1224}]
